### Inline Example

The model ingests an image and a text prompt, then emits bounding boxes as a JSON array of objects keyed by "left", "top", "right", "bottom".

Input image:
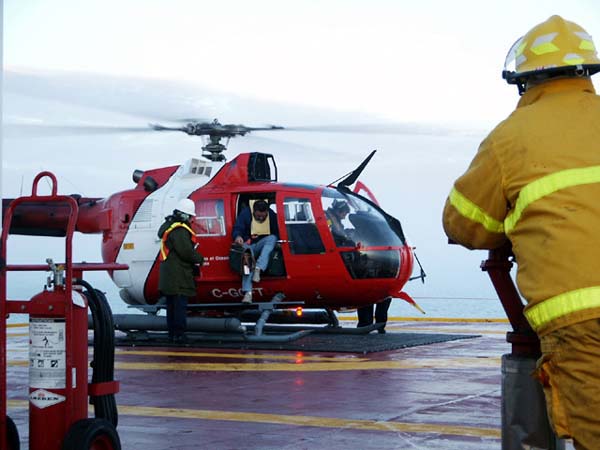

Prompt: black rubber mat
[{"left": 115, "top": 332, "right": 479, "bottom": 353}]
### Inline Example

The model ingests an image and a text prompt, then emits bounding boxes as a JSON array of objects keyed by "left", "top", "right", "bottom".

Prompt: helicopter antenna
[
  {"left": 149, "top": 119, "right": 284, "bottom": 162},
  {"left": 328, "top": 150, "right": 377, "bottom": 187}
]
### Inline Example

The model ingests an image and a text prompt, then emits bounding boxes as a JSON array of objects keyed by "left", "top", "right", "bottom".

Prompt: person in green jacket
[
  {"left": 443, "top": 16, "right": 600, "bottom": 449},
  {"left": 158, "top": 198, "right": 204, "bottom": 343}
]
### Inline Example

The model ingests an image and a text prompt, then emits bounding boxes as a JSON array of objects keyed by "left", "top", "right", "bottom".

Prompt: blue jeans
[
  {"left": 242, "top": 235, "right": 277, "bottom": 292},
  {"left": 166, "top": 294, "right": 188, "bottom": 337}
]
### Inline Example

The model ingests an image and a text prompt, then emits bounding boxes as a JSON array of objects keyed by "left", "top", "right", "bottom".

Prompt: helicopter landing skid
[
  {"left": 115, "top": 293, "right": 316, "bottom": 342},
  {"left": 115, "top": 294, "right": 382, "bottom": 343}
]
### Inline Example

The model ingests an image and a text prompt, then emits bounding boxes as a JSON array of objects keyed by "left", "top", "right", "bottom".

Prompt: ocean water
[
  {"left": 6, "top": 297, "right": 509, "bottom": 323},
  {"left": 6, "top": 271, "right": 510, "bottom": 324},
  {"left": 386, "top": 296, "right": 507, "bottom": 319}
]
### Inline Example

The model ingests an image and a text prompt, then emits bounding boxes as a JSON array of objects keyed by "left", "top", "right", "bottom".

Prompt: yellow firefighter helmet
[{"left": 503, "top": 15, "right": 600, "bottom": 93}]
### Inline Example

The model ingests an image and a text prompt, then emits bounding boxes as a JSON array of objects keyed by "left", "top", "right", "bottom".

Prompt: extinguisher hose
[{"left": 75, "top": 278, "right": 119, "bottom": 428}]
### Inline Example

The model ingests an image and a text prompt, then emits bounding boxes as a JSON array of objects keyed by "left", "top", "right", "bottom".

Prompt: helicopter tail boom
[{"left": 2, "top": 197, "right": 108, "bottom": 237}]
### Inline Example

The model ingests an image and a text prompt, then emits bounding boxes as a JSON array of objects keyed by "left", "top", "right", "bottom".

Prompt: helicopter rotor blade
[
  {"left": 5, "top": 69, "right": 215, "bottom": 125},
  {"left": 242, "top": 125, "right": 285, "bottom": 132},
  {"left": 284, "top": 123, "right": 451, "bottom": 136},
  {"left": 149, "top": 124, "right": 188, "bottom": 132},
  {"left": 171, "top": 118, "right": 213, "bottom": 124},
  {"left": 4, "top": 123, "right": 155, "bottom": 138},
  {"left": 242, "top": 134, "right": 347, "bottom": 158}
]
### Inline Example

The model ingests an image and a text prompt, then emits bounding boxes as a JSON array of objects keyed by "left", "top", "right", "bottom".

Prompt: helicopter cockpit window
[
  {"left": 284, "top": 197, "right": 325, "bottom": 255},
  {"left": 195, "top": 199, "right": 226, "bottom": 237},
  {"left": 321, "top": 188, "right": 403, "bottom": 279},
  {"left": 321, "top": 188, "right": 403, "bottom": 248}
]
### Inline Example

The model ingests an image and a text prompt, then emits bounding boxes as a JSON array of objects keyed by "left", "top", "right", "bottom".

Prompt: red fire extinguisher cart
[{"left": 0, "top": 172, "right": 127, "bottom": 450}]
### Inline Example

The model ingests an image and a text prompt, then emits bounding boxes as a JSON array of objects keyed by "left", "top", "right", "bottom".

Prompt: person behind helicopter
[
  {"left": 232, "top": 199, "right": 279, "bottom": 304},
  {"left": 157, "top": 198, "right": 204, "bottom": 343},
  {"left": 325, "top": 200, "right": 352, "bottom": 246},
  {"left": 357, "top": 298, "right": 392, "bottom": 334}
]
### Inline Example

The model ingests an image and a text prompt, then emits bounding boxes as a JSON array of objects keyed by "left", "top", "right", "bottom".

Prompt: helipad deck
[{"left": 5, "top": 318, "right": 575, "bottom": 449}]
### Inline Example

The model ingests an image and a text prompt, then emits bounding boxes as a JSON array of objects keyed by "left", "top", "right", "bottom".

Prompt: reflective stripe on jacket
[
  {"left": 443, "top": 77, "right": 600, "bottom": 336},
  {"left": 158, "top": 219, "right": 204, "bottom": 297},
  {"left": 160, "top": 222, "right": 198, "bottom": 261}
]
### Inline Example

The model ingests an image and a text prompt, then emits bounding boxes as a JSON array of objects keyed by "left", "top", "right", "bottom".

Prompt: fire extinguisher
[
  {"left": 0, "top": 172, "right": 124, "bottom": 450},
  {"left": 28, "top": 261, "right": 91, "bottom": 449},
  {"left": 28, "top": 264, "right": 122, "bottom": 450}
]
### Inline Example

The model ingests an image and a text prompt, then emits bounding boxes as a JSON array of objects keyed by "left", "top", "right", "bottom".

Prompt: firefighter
[
  {"left": 442, "top": 16, "right": 600, "bottom": 449},
  {"left": 158, "top": 198, "right": 204, "bottom": 343}
]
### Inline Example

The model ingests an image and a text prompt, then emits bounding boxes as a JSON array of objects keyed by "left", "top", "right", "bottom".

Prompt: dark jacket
[
  {"left": 158, "top": 217, "right": 204, "bottom": 297},
  {"left": 232, "top": 207, "right": 279, "bottom": 243}
]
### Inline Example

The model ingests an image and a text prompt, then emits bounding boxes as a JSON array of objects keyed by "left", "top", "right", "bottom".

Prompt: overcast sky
[
  {"left": 6, "top": 0, "right": 599, "bottom": 123},
  {"left": 3, "top": 1, "right": 600, "bottom": 316}
]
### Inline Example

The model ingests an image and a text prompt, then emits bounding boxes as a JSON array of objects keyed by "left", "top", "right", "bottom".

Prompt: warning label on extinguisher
[{"left": 29, "top": 318, "right": 66, "bottom": 389}]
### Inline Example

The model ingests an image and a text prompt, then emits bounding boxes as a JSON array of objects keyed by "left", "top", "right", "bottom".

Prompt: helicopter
[{"left": 2, "top": 116, "right": 426, "bottom": 333}]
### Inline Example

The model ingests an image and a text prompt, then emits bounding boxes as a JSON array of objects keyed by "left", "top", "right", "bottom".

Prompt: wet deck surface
[{"left": 4, "top": 319, "right": 574, "bottom": 449}]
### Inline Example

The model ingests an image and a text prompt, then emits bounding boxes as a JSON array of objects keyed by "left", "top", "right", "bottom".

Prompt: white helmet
[{"left": 175, "top": 198, "right": 196, "bottom": 217}]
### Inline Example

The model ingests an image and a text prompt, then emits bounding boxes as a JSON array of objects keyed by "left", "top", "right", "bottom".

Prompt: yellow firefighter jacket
[{"left": 443, "top": 77, "right": 600, "bottom": 336}]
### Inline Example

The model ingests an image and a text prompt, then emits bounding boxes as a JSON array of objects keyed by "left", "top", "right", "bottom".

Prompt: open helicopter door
[{"left": 234, "top": 193, "right": 287, "bottom": 279}]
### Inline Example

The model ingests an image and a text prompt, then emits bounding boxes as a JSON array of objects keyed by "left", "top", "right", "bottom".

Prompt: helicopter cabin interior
[
  {"left": 234, "top": 192, "right": 286, "bottom": 277},
  {"left": 233, "top": 190, "right": 333, "bottom": 278}
]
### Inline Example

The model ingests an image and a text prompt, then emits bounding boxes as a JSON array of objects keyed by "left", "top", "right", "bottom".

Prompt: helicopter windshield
[
  {"left": 321, "top": 188, "right": 404, "bottom": 279},
  {"left": 321, "top": 188, "right": 403, "bottom": 248}
]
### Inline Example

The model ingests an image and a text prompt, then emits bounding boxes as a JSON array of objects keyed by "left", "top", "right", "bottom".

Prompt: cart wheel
[
  {"left": 62, "top": 418, "right": 121, "bottom": 450},
  {"left": 6, "top": 415, "right": 20, "bottom": 450}
]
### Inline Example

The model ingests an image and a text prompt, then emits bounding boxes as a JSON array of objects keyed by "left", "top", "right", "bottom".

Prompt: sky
[{"left": 2, "top": 0, "right": 600, "bottom": 316}]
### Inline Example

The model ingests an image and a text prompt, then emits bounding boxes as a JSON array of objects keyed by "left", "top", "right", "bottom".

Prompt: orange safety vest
[{"left": 159, "top": 222, "right": 199, "bottom": 261}]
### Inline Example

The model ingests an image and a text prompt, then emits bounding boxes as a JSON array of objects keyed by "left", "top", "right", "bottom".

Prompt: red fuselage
[{"left": 3, "top": 153, "right": 414, "bottom": 311}]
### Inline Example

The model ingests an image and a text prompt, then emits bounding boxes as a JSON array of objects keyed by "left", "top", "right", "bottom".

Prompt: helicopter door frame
[
  {"left": 279, "top": 195, "right": 326, "bottom": 256},
  {"left": 233, "top": 191, "right": 286, "bottom": 278},
  {"left": 190, "top": 194, "right": 234, "bottom": 283},
  {"left": 234, "top": 192, "right": 277, "bottom": 219}
]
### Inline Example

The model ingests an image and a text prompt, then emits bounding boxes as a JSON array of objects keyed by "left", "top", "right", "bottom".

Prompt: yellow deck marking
[
  {"left": 339, "top": 316, "right": 509, "bottom": 323},
  {"left": 116, "top": 349, "right": 367, "bottom": 362},
  {"left": 5, "top": 348, "right": 367, "bottom": 362},
  {"left": 6, "top": 400, "right": 500, "bottom": 438},
  {"left": 7, "top": 356, "right": 501, "bottom": 371},
  {"left": 392, "top": 326, "right": 507, "bottom": 335},
  {"left": 112, "top": 357, "right": 501, "bottom": 372}
]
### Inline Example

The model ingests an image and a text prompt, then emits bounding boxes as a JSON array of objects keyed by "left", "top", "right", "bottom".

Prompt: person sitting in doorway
[{"left": 232, "top": 199, "right": 279, "bottom": 304}]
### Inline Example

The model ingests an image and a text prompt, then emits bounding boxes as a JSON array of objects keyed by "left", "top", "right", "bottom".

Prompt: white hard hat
[{"left": 175, "top": 198, "right": 196, "bottom": 217}]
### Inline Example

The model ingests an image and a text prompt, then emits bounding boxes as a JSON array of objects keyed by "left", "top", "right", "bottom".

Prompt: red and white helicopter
[{"left": 3, "top": 118, "right": 425, "bottom": 334}]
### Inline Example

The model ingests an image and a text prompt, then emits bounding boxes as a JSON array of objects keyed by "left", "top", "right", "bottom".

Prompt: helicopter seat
[{"left": 285, "top": 224, "right": 325, "bottom": 255}]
